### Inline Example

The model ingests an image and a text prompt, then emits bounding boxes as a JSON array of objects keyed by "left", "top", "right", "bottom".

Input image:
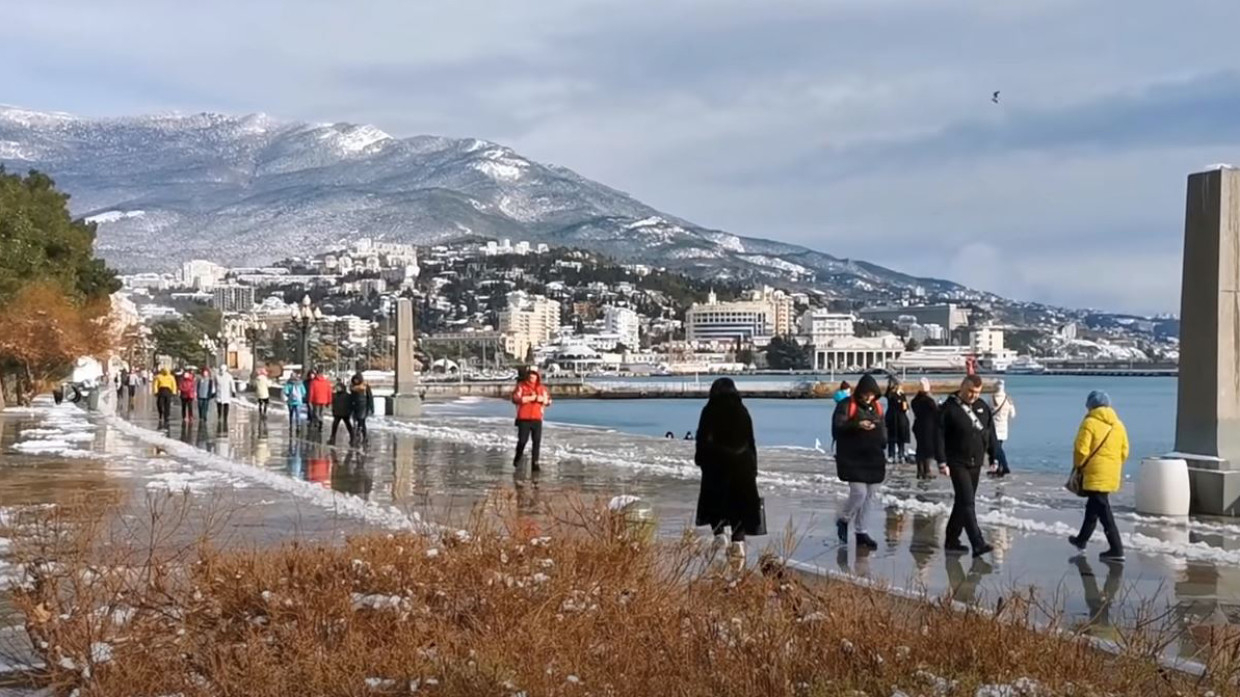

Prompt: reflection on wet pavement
[{"left": 2, "top": 393, "right": 1240, "bottom": 667}]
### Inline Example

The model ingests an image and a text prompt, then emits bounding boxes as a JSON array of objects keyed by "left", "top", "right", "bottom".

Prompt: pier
[{"left": 410, "top": 377, "right": 983, "bottom": 401}]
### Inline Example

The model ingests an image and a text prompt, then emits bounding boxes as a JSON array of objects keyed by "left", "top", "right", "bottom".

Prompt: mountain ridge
[{"left": 0, "top": 105, "right": 965, "bottom": 298}]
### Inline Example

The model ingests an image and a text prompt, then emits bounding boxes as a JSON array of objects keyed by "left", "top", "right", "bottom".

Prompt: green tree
[
  {"left": 905, "top": 337, "right": 922, "bottom": 352},
  {"left": 0, "top": 169, "right": 120, "bottom": 404},
  {"left": 765, "top": 336, "right": 811, "bottom": 371}
]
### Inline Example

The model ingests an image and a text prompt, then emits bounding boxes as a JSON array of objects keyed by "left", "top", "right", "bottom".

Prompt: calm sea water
[{"left": 442, "top": 375, "right": 1176, "bottom": 475}]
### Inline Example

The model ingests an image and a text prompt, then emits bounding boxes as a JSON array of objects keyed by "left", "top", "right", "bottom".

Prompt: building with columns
[{"left": 811, "top": 335, "right": 905, "bottom": 372}]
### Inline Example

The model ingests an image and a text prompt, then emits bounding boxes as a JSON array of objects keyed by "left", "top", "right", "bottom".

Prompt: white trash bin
[{"left": 1135, "top": 457, "right": 1191, "bottom": 516}]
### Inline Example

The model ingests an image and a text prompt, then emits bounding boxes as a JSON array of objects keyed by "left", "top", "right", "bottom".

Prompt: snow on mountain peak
[
  {"left": 0, "top": 105, "right": 77, "bottom": 128},
  {"left": 320, "top": 124, "right": 392, "bottom": 154}
]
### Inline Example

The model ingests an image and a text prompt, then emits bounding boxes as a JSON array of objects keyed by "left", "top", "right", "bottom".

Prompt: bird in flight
[{"left": 992, "top": 91, "right": 1001, "bottom": 104}]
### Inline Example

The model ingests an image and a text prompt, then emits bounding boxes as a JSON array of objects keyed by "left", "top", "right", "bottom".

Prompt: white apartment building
[
  {"left": 604, "top": 306, "right": 641, "bottom": 349},
  {"left": 799, "top": 310, "right": 856, "bottom": 345},
  {"left": 180, "top": 260, "right": 227, "bottom": 290},
  {"left": 686, "top": 291, "right": 772, "bottom": 343},
  {"left": 746, "top": 286, "right": 795, "bottom": 336},
  {"left": 908, "top": 323, "right": 946, "bottom": 343},
  {"left": 970, "top": 324, "right": 1005, "bottom": 355},
  {"left": 499, "top": 292, "right": 562, "bottom": 358}
]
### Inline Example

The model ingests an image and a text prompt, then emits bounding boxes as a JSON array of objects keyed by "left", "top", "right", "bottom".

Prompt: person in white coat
[
  {"left": 215, "top": 367, "right": 235, "bottom": 423},
  {"left": 990, "top": 380, "right": 1016, "bottom": 477}
]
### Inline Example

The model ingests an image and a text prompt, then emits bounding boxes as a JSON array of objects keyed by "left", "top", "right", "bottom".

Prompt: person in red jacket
[
  {"left": 306, "top": 369, "right": 333, "bottom": 430},
  {"left": 177, "top": 369, "right": 197, "bottom": 421},
  {"left": 511, "top": 367, "right": 551, "bottom": 472}
]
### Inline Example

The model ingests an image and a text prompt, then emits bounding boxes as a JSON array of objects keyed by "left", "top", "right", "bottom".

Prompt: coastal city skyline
[{"left": 6, "top": 1, "right": 1240, "bottom": 313}]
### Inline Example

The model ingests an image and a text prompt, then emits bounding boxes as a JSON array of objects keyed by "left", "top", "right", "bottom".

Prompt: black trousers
[
  {"left": 330, "top": 416, "right": 353, "bottom": 443},
  {"left": 216, "top": 402, "right": 230, "bottom": 421},
  {"left": 945, "top": 464, "right": 986, "bottom": 548},
  {"left": 1078, "top": 491, "right": 1122, "bottom": 553},
  {"left": 181, "top": 397, "right": 194, "bottom": 419},
  {"left": 514, "top": 419, "right": 543, "bottom": 468},
  {"left": 156, "top": 391, "right": 172, "bottom": 421},
  {"left": 257, "top": 398, "right": 269, "bottom": 417},
  {"left": 353, "top": 417, "right": 368, "bottom": 443}
]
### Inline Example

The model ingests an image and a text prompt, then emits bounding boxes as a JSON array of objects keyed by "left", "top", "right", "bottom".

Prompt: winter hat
[
  {"left": 995, "top": 380, "right": 1006, "bottom": 393},
  {"left": 1086, "top": 391, "right": 1111, "bottom": 410},
  {"left": 919, "top": 377, "right": 932, "bottom": 393}
]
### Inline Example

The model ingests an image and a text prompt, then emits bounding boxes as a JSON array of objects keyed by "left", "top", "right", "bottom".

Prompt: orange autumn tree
[
  {"left": 0, "top": 283, "right": 108, "bottom": 404},
  {"left": 0, "top": 168, "right": 120, "bottom": 406}
]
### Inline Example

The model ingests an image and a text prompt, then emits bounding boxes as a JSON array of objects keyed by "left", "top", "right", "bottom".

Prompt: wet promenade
[{"left": 1, "top": 392, "right": 1238, "bottom": 667}]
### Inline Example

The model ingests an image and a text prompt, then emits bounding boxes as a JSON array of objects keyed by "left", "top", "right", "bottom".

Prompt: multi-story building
[
  {"left": 799, "top": 310, "right": 856, "bottom": 345},
  {"left": 499, "top": 292, "right": 562, "bottom": 358},
  {"left": 859, "top": 303, "right": 971, "bottom": 332},
  {"left": 212, "top": 284, "right": 256, "bottom": 313},
  {"left": 908, "top": 323, "right": 946, "bottom": 343},
  {"left": 686, "top": 291, "right": 773, "bottom": 343},
  {"left": 812, "top": 335, "right": 906, "bottom": 372},
  {"left": 747, "top": 286, "right": 795, "bottom": 336},
  {"left": 970, "top": 324, "right": 1005, "bottom": 355},
  {"left": 603, "top": 306, "right": 640, "bottom": 349},
  {"left": 180, "top": 260, "right": 227, "bottom": 290}
]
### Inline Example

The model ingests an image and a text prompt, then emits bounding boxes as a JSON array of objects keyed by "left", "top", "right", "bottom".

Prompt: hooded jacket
[
  {"left": 308, "top": 374, "right": 333, "bottom": 406},
  {"left": 178, "top": 373, "right": 197, "bottom": 399},
  {"left": 1073, "top": 406, "right": 1130, "bottom": 493},
  {"left": 283, "top": 380, "right": 306, "bottom": 406},
  {"left": 512, "top": 375, "right": 551, "bottom": 421},
  {"left": 694, "top": 378, "right": 762, "bottom": 534},
  {"left": 937, "top": 392, "right": 997, "bottom": 468},
  {"left": 254, "top": 374, "right": 271, "bottom": 400},
  {"left": 152, "top": 371, "right": 177, "bottom": 395},
  {"left": 831, "top": 374, "right": 888, "bottom": 483}
]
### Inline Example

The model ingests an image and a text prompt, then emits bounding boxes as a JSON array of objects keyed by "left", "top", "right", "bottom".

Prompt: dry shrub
[{"left": 6, "top": 491, "right": 1239, "bottom": 697}]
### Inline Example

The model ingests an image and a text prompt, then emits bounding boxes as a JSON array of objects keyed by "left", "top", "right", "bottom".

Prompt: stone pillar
[
  {"left": 392, "top": 298, "right": 423, "bottom": 418},
  {"left": 1177, "top": 166, "right": 1240, "bottom": 515}
]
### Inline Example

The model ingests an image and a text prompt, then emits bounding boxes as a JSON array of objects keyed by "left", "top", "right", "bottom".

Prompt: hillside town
[{"left": 114, "top": 237, "right": 1180, "bottom": 379}]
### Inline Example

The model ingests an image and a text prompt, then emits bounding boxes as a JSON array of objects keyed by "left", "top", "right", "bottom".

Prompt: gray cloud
[{"left": 2, "top": 0, "right": 1239, "bottom": 312}]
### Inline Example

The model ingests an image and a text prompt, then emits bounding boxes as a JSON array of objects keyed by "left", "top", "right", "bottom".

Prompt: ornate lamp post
[{"left": 296, "top": 295, "right": 322, "bottom": 372}]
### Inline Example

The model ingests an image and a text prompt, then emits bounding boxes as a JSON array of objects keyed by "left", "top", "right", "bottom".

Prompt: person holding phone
[{"left": 832, "top": 373, "right": 888, "bottom": 550}]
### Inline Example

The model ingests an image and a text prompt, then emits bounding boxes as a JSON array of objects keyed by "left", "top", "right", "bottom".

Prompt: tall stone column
[
  {"left": 392, "top": 298, "right": 423, "bottom": 418},
  {"left": 1177, "top": 166, "right": 1240, "bottom": 515}
]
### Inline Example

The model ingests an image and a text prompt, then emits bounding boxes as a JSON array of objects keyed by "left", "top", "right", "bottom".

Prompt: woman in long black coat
[
  {"left": 910, "top": 377, "right": 940, "bottom": 480},
  {"left": 695, "top": 378, "right": 762, "bottom": 558},
  {"left": 885, "top": 381, "right": 912, "bottom": 462}
]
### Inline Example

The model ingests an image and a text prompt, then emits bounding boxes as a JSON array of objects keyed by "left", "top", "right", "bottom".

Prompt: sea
[{"left": 429, "top": 375, "right": 1175, "bottom": 476}]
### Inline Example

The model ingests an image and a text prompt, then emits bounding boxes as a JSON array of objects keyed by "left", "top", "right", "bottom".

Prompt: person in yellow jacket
[
  {"left": 151, "top": 368, "right": 178, "bottom": 426},
  {"left": 1068, "top": 391, "right": 1130, "bottom": 562}
]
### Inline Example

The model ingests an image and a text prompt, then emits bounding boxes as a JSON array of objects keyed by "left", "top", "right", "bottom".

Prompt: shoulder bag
[{"left": 1065, "top": 427, "right": 1112, "bottom": 497}]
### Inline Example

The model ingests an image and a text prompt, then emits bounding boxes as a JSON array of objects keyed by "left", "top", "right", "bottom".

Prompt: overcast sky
[{"left": 5, "top": 0, "right": 1239, "bottom": 314}]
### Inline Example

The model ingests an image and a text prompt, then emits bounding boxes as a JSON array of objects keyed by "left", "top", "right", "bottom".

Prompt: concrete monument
[
  {"left": 1176, "top": 166, "right": 1240, "bottom": 515},
  {"left": 392, "top": 297, "right": 423, "bottom": 418}
]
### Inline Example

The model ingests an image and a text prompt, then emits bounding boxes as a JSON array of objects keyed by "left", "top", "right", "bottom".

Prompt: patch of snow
[
  {"left": 608, "top": 495, "right": 641, "bottom": 511},
  {"left": 90, "top": 642, "right": 113, "bottom": 664},
  {"left": 85, "top": 210, "right": 146, "bottom": 224},
  {"left": 737, "top": 254, "right": 813, "bottom": 277},
  {"left": 351, "top": 593, "right": 410, "bottom": 612},
  {"left": 472, "top": 159, "right": 527, "bottom": 182},
  {"left": 701, "top": 232, "right": 746, "bottom": 253},
  {"left": 365, "top": 678, "right": 397, "bottom": 690},
  {"left": 145, "top": 470, "right": 249, "bottom": 493},
  {"left": 319, "top": 124, "right": 391, "bottom": 154},
  {"left": 10, "top": 439, "right": 91, "bottom": 458},
  {"left": 0, "top": 141, "right": 35, "bottom": 160}
]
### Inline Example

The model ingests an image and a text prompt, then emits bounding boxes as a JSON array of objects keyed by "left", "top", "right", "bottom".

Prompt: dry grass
[{"left": 4, "top": 491, "right": 1239, "bottom": 697}]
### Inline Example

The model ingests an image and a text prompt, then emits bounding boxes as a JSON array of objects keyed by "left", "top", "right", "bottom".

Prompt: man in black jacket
[{"left": 937, "top": 374, "right": 996, "bottom": 558}]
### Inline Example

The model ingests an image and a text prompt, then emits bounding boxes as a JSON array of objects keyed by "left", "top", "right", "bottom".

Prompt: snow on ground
[{"left": 84, "top": 210, "right": 146, "bottom": 224}]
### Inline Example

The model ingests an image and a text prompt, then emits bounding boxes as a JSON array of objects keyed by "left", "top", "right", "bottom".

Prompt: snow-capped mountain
[{"left": 0, "top": 105, "right": 960, "bottom": 295}]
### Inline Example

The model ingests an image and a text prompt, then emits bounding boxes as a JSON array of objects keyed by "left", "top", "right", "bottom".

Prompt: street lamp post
[
  {"left": 246, "top": 319, "right": 268, "bottom": 380},
  {"left": 296, "top": 295, "right": 322, "bottom": 373}
]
